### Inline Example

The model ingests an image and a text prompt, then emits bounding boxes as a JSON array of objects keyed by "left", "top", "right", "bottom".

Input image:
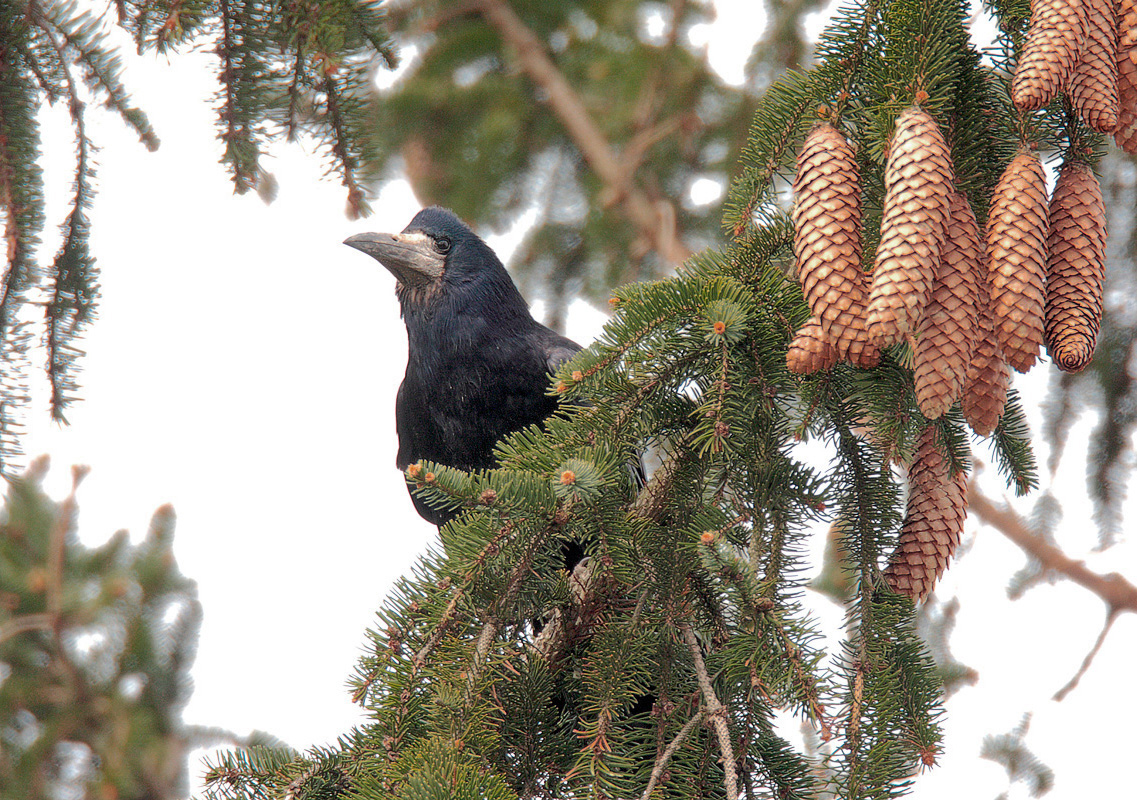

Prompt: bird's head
[{"left": 344, "top": 207, "right": 518, "bottom": 311}]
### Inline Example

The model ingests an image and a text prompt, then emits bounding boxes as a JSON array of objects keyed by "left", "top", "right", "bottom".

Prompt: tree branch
[
  {"left": 967, "top": 482, "right": 1137, "bottom": 614},
  {"left": 0, "top": 613, "right": 52, "bottom": 644},
  {"left": 641, "top": 707, "right": 706, "bottom": 800},
  {"left": 968, "top": 481, "right": 1137, "bottom": 699},
  {"left": 1052, "top": 609, "right": 1118, "bottom": 701},
  {"left": 680, "top": 622, "right": 738, "bottom": 800},
  {"left": 472, "top": 0, "right": 692, "bottom": 265}
]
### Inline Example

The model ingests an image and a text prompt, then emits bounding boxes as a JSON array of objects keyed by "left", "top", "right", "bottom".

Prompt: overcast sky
[{"left": 18, "top": 2, "right": 1137, "bottom": 797}]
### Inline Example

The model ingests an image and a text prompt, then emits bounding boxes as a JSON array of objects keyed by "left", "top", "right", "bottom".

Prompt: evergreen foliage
[
  {"left": 200, "top": 1, "right": 1074, "bottom": 797},
  {"left": 0, "top": 0, "right": 395, "bottom": 471},
  {"left": 0, "top": 457, "right": 212, "bottom": 799}
]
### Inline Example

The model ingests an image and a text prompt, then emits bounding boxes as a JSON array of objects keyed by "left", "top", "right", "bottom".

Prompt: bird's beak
[{"left": 343, "top": 231, "right": 445, "bottom": 286}]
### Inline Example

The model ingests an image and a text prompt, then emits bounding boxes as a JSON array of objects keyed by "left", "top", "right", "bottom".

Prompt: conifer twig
[
  {"left": 680, "top": 622, "right": 738, "bottom": 800},
  {"left": 630, "top": 434, "right": 696, "bottom": 523},
  {"left": 641, "top": 708, "right": 706, "bottom": 800}
]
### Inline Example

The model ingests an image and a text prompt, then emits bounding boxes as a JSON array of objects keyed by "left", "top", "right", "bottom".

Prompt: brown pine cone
[
  {"left": 1012, "top": 0, "right": 1088, "bottom": 111},
  {"left": 987, "top": 150, "right": 1049, "bottom": 373},
  {"left": 1117, "top": 0, "right": 1137, "bottom": 152},
  {"left": 843, "top": 316, "right": 881, "bottom": 369},
  {"left": 1069, "top": 0, "right": 1120, "bottom": 132},
  {"left": 867, "top": 107, "right": 954, "bottom": 348},
  {"left": 1045, "top": 161, "right": 1107, "bottom": 373},
  {"left": 914, "top": 193, "right": 981, "bottom": 419},
  {"left": 793, "top": 123, "right": 875, "bottom": 365},
  {"left": 883, "top": 424, "right": 969, "bottom": 603},
  {"left": 787, "top": 317, "right": 839, "bottom": 374},
  {"left": 962, "top": 267, "right": 1012, "bottom": 437}
]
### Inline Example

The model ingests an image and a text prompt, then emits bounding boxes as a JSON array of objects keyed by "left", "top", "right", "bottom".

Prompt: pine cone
[
  {"left": 962, "top": 268, "right": 1012, "bottom": 437},
  {"left": 987, "top": 150, "right": 1048, "bottom": 373},
  {"left": 793, "top": 123, "right": 876, "bottom": 365},
  {"left": 1069, "top": 0, "right": 1120, "bottom": 132},
  {"left": 914, "top": 193, "right": 981, "bottom": 419},
  {"left": 883, "top": 425, "right": 969, "bottom": 602},
  {"left": 867, "top": 107, "right": 954, "bottom": 348},
  {"left": 787, "top": 317, "right": 838, "bottom": 374},
  {"left": 1012, "top": 0, "right": 1088, "bottom": 111},
  {"left": 1116, "top": 0, "right": 1137, "bottom": 152},
  {"left": 1045, "top": 161, "right": 1107, "bottom": 373},
  {"left": 843, "top": 316, "right": 881, "bottom": 369}
]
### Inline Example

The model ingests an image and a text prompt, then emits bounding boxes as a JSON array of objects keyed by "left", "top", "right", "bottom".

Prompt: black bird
[{"left": 344, "top": 207, "right": 581, "bottom": 526}]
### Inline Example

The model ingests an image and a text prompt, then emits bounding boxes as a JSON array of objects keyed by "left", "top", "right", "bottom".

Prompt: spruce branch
[
  {"left": 680, "top": 622, "right": 738, "bottom": 800},
  {"left": 30, "top": 4, "right": 98, "bottom": 422},
  {"left": 472, "top": 0, "right": 692, "bottom": 265},
  {"left": 322, "top": 73, "right": 367, "bottom": 218}
]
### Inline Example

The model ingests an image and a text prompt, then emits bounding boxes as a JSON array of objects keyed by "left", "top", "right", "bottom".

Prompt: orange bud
[
  {"left": 571, "top": 370, "right": 583, "bottom": 381},
  {"left": 424, "top": 472, "right": 436, "bottom": 483},
  {"left": 406, "top": 463, "right": 422, "bottom": 479},
  {"left": 700, "top": 531, "right": 715, "bottom": 544},
  {"left": 559, "top": 470, "right": 576, "bottom": 485},
  {"left": 555, "top": 380, "right": 568, "bottom": 393},
  {"left": 713, "top": 320, "right": 727, "bottom": 335}
]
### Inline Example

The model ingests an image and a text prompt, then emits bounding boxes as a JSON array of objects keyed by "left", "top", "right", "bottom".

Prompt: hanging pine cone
[
  {"left": 792, "top": 123, "right": 877, "bottom": 368},
  {"left": 787, "top": 317, "right": 839, "bottom": 374},
  {"left": 867, "top": 106, "right": 954, "bottom": 348},
  {"left": 1117, "top": 0, "right": 1137, "bottom": 152},
  {"left": 883, "top": 425, "right": 969, "bottom": 603},
  {"left": 962, "top": 269, "right": 1012, "bottom": 437},
  {"left": 1069, "top": 0, "right": 1120, "bottom": 132},
  {"left": 843, "top": 316, "right": 881, "bottom": 369},
  {"left": 914, "top": 193, "right": 981, "bottom": 419},
  {"left": 987, "top": 150, "right": 1049, "bottom": 373},
  {"left": 1045, "top": 161, "right": 1107, "bottom": 373},
  {"left": 1012, "top": 0, "right": 1088, "bottom": 111}
]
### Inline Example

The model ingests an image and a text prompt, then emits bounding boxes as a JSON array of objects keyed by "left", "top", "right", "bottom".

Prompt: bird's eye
[{"left": 433, "top": 237, "right": 452, "bottom": 254}]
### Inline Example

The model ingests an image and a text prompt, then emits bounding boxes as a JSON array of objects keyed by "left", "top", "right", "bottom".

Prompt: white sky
[{"left": 18, "top": 1, "right": 1137, "bottom": 797}]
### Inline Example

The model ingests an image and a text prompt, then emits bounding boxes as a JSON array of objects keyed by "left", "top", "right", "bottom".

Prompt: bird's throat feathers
[{"left": 400, "top": 266, "right": 535, "bottom": 356}]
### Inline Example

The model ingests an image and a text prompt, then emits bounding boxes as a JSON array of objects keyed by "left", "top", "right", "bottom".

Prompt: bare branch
[
  {"left": 1053, "top": 609, "right": 1118, "bottom": 701},
  {"left": 967, "top": 481, "right": 1137, "bottom": 614},
  {"left": 472, "top": 0, "right": 692, "bottom": 265},
  {"left": 968, "top": 481, "right": 1137, "bottom": 699},
  {"left": 0, "top": 613, "right": 52, "bottom": 644},
  {"left": 680, "top": 622, "right": 738, "bottom": 800}
]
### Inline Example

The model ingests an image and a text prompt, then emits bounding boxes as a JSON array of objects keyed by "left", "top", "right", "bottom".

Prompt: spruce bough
[{"left": 202, "top": 1, "right": 1102, "bottom": 797}]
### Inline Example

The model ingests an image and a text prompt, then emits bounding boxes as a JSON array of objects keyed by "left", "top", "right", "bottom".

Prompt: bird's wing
[{"left": 543, "top": 336, "right": 582, "bottom": 374}]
